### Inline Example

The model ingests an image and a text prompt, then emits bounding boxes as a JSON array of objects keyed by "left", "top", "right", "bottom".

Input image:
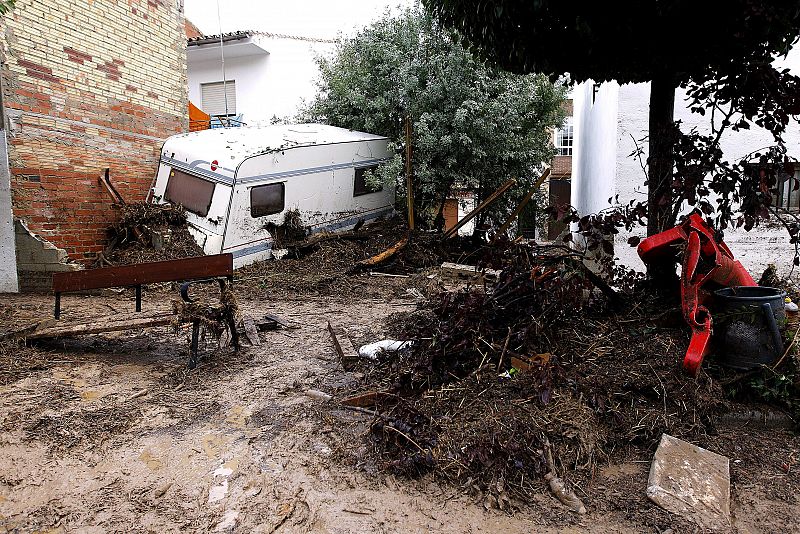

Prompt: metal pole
[{"left": 216, "top": 0, "right": 229, "bottom": 123}]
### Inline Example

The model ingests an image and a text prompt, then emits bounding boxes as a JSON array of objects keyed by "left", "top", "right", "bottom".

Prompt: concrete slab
[{"left": 646, "top": 434, "right": 730, "bottom": 531}]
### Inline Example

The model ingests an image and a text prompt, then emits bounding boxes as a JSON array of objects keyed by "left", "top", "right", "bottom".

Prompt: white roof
[{"left": 162, "top": 123, "right": 387, "bottom": 163}]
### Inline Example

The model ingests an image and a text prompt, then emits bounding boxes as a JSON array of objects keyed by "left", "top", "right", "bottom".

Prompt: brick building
[{"left": 0, "top": 0, "right": 188, "bottom": 290}]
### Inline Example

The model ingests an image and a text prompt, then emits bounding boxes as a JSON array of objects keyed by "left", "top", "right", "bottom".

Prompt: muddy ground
[{"left": 0, "top": 283, "right": 799, "bottom": 533}]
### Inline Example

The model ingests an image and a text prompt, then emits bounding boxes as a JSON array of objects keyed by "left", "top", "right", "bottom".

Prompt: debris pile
[
  {"left": 340, "top": 242, "right": 728, "bottom": 502},
  {"left": 237, "top": 216, "right": 474, "bottom": 297},
  {"left": 99, "top": 202, "right": 204, "bottom": 266}
]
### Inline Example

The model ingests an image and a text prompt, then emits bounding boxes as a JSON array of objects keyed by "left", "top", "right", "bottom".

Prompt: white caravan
[{"left": 151, "top": 124, "right": 394, "bottom": 268}]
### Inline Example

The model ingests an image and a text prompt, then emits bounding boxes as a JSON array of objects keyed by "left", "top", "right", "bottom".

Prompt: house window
[
  {"left": 251, "top": 182, "right": 285, "bottom": 217},
  {"left": 555, "top": 119, "right": 573, "bottom": 156},
  {"left": 201, "top": 80, "right": 237, "bottom": 117},
  {"left": 353, "top": 165, "right": 383, "bottom": 197},
  {"left": 746, "top": 163, "right": 800, "bottom": 211},
  {"left": 164, "top": 168, "right": 215, "bottom": 216},
  {"left": 773, "top": 169, "right": 800, "bottom": 211}
]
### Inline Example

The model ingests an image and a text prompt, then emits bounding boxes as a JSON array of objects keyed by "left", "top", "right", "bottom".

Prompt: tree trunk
[
  {"left": 646, "top": 74, "right": 679, "bottom": 289},
  {"left": 647, "top": 74, "right": 677, "bottom": 235}
]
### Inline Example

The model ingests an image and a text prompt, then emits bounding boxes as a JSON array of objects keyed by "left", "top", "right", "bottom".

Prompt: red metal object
[{"left": 638, "top": 214, "right": 756, "bottom": 375}]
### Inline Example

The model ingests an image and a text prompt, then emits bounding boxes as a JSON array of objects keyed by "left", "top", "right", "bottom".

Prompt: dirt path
[{"left": 0, "top": 293, "right": 797, "bottom": 533}]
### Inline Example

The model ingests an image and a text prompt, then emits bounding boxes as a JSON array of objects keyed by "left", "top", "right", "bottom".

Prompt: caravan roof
[{"left": 162, "top": 123, "right": 388, "bottom": 165}]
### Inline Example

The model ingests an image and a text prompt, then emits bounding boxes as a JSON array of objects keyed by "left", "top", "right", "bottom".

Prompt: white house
[
  {"left": 571, "top": 48, "right": 800, "bottom": 277},
  {"left": 187, "top": 30, "right": 336, "bottom": 126}
]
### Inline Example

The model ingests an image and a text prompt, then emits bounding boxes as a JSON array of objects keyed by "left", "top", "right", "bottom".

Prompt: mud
[{"left": 0, "top": 291, "right": 798, "bottom": 533}]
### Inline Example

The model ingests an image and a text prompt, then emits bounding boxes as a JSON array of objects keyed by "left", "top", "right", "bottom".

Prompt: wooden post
[
  {"left": 443, "top": 178, "right": 517, "bottom": 239},
  {"left": 405, "top": 116, "right": 415, "bottom": 231},
  {"left": 494, "top": 168, "right": 551, "bottom": 240}
]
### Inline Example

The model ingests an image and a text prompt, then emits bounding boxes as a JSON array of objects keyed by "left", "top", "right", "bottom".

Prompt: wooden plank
[
  {"left": 327, "top": 321, "right": 359, "bottom": 369},
  {"left": 241, "top": 315, "right": 262, "bottom": 346},
  {"left": 262, "top": 313, "right": 296, "bottom": 329},
  {"left": 443, "top": 178, "right": 517, "bottom": 239},
  {"left": 53, "top": 253, "right": 233, "bottom": 293},
  {"left": 20, "top": 310, "right": 175, "bottom": 340},
  {"left": 494, "top": 168, "right": 550, "bottom": 240}
]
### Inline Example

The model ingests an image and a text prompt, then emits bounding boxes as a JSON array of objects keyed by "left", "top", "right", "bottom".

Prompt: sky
[{"left": 184, "top": 0, "right": 415, "bottom": 40}]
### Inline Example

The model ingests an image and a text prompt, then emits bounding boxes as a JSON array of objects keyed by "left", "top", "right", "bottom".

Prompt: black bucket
[{"left": 713, "top": 286, "right": 787, "bottom": 369}]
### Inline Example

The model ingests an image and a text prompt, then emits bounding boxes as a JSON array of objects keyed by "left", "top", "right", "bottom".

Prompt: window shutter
[{"left": 201, "top": 81, "right": 236, "bottom": 116}]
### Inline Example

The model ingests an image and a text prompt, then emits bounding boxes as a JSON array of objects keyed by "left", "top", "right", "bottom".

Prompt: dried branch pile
[
  {"left": 347, "top": 243, "right": 726, "bottom": 501},
  {"left": 100, "top": 202, "right": 204, "bottom": 266}
]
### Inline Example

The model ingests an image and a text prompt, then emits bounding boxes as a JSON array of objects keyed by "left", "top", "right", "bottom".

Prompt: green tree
[
  {"left": 0, "top": 0, "right": 14, "bottom": 15},
  {"left": 303, "top": 7, "right": 566, "bottom": 232},
  {"left": 424, "top": 0, "right": 800, "bottom": 237}
]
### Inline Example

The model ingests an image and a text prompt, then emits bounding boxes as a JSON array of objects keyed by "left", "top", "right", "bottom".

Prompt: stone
[{"left": 646, "top": 434, "right": 730, "bottom": 531}]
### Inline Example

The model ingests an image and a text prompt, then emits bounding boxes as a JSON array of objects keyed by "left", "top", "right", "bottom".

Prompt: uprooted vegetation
[
  {"left": 330, "top": 241, "right": 788, "bottom": 504},
  {"left": 236, "top": 216, "right": 481, "bottom": 297},
  {"left": 98, "top": 202, "right": 204, "bottom": 266}
]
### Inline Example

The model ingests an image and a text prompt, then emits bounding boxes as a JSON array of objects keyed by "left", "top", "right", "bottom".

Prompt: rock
[{"left": 646, "top": 434, "right": 730, "bottom": 531}]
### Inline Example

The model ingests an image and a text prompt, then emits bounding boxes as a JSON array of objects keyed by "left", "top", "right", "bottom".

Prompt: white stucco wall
[
  {"left": 188, "top": 35, "right": 335, "bottom": 125},
  {"left": 571, "top": 81, "right": 619, "bottom": 218},
  {"left": 574, "top": 47, "right": 800, "bottom": 277},
  {"left": 0, "top": 131, "right": 19, "bottom": 293}
]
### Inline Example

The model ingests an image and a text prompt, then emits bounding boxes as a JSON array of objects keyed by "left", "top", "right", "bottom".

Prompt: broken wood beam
[
  {"left": 443, "top": 178, "right": 517, "bottom": 239},
  {"left": 354, "top": 235, "right": 409, "bottom": 269},
  {"left": 7, "top": 310, "right": 175, "bottom": 341},
  {"left": 494, "top": 168, "right": 551, "bottom": 241}
]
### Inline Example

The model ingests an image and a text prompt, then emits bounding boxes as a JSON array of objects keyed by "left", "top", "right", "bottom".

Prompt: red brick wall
[{"left": 1, "top": 0, "right": 188, "bottom": 262}]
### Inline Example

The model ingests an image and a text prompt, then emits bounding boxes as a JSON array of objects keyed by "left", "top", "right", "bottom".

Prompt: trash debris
[
  {"left": 646, "top": 434, "right": 731, "bottom": 531},
  {"left": 357, "top": 339, "right": 413, "bottom": 360},
  {"left": 339, "top": 239, "right": 726, "bottom": 502},
  {"left": 305, "top": 389, "right": 334, "bottom": 401}
]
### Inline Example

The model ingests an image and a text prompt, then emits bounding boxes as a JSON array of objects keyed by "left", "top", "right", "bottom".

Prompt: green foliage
[
  {"left": 424, "top": 0, "right": 800, "bottom": 85},
  {"left": 730, "top": 361, "right": 800, "bottom": 421},
  {"left": 0, "top": 0, "right": 14, "bottom": 15},
  {"left": 302, "top": 8, "right": 566, "bottom": 231}
]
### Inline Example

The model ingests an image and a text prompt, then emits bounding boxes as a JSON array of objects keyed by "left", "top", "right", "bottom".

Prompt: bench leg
[
  {"left": 188, "top": 319, "right": 200, "bottom": 369},
  {"left": 54, "top": 293, "right": 61, "bottom": 319},
  {"left": 135, "top": 285, "right": 142, "bottom": 312}
]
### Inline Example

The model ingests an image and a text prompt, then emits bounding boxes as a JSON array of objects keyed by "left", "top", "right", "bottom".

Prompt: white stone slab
[{"left": 646, "top": 434, "right": 730, "bottom": 531}]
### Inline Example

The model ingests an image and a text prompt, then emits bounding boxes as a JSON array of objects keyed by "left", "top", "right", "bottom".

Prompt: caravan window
[
  {"left": 164, "top": 169, "right": 215, "bottom": 216},
  {"left": 251, "top": 183, "right": 285, "bottom": 217},
  {"left": 353, "top": 165, "right": 383, "bottom": 196}
]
